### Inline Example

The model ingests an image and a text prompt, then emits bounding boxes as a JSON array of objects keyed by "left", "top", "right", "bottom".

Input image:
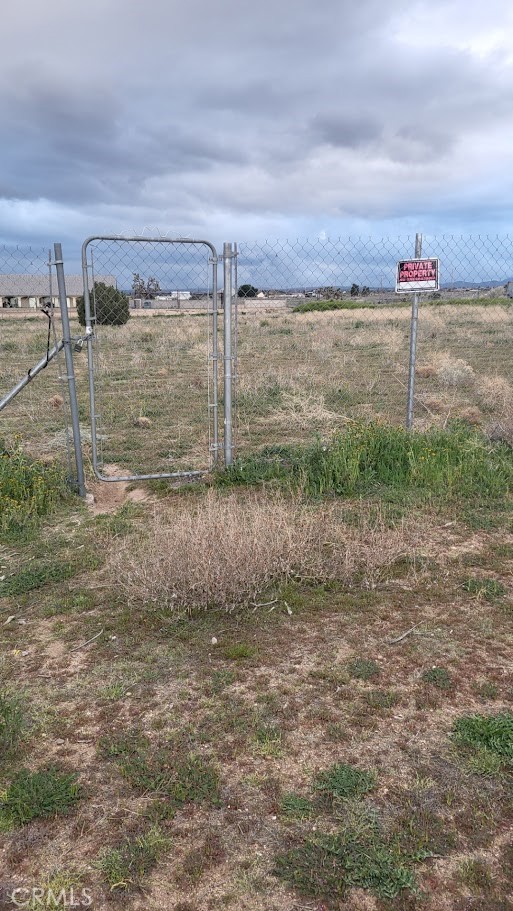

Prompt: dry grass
[
  {"left": 431, "top": 353, "right": 475, "bottom": 387},
  {"left": 110, "top": 492, "right": 416, "bottom": 615},
  {"left": 1, "top": 301, "right": 513, "bottom": 475},
  {"left": 477, "top": 375, "right": 513, "bottom": 411}
]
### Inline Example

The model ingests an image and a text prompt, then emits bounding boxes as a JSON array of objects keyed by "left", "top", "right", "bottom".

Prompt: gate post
[
  {"left": 223, "top": 242, "right": 234, "bottom": 466},
  {"left": 54, "top": 243, "right": 86, "bottom": 497},
  {"left": 406, "top": 233, "right": 422, "bottom": 429}
]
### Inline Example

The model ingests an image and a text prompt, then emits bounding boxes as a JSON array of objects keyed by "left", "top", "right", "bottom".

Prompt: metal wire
[
  {"left": 233, "top": 233, "right": 513, "bottom": 450},
  {"left": 0, "top": 245, "right": 74, "bottom": 476},
  {"left": 81, "top": 236, "right": 220, "bottom": 481}
]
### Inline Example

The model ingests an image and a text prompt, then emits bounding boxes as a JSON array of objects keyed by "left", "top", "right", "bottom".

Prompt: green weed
[
  {"left": 0, "top": 559, "right": 80, "bottom": 597},
  {"left": 100, "top": 732, "right": 220, "bottom": 812},
  {"left": 223, "top": 643, "right": 256, "bottom": 661},
  {"left": 348, "top": 658, "right": 380, "bottom": 681},
  {"left": 0, "top": 690, "right": 26, "bottom": 757},
  {"left": 39, "top": 589, "right": 96, "bottom": 618},
  {"left": 458, "top": 857, "right": 494, "bottom": 891},
  {"left": 421, "top": 667, "right": 453, "bottom": 691},
  {"left": 97, "top": 826, "right": 169, "bottom": 892},
  {"left": 280, "top": 793, "right": 314, "bottom": 819},
  {"left": 275, "top": 827, "right": 416, "bottom": 902},
  {"left": 254, "top": 723, "right": 283, "bottom": 758},
  {"left": 452, "top": 711, "right": 513, "bottom": 772},
  {"left": 293, "top": 298, "right": 377, "bottom": 313},
  {"left": 474, "top": 680, "right": 499, "bottom": 700},
  {"left": 27, "top": 870, "right": 85, "bottom": 911},
  {"left": 0, "top": 767, "right": 81, "bottom": 829},
  {"left": 205, "top": 669, "right": 237, "bottom": 694},
  {"left": 364, "top": 689, "right": 400, "bottom": 710},
  {"left": 462, "top": 577, "right": 507, "bottom": 601},
  {"left": 219, "top": 424, "right": 513, "bottom": 503},
  {"left": 0, "top": 443, "right": 69, "bottom": 543},
  {"left": 314, "top": 762, "right": 377, "bottom": 806}
]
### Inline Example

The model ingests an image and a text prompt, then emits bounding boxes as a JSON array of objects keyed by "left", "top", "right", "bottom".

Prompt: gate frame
[{"left": 81, "top": 235, "right": 220, "bottom": 483}]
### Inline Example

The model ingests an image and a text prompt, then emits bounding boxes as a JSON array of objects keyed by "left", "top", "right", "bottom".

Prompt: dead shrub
[
  {"left": 477, "top": 375, "right": 513, "bottom": 412},
  {"left": 416, "top": 365, "right": 437, "bottom": 379},
  {"left": 110, "top": 492, "right": 417, "bottom": 615},
  {"left": 433, "top": 354, "right": 475, "bottom": 387}
]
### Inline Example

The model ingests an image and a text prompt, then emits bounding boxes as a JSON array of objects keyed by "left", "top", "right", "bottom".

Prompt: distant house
[{"left": 0, "top": 275, "right": 116, "bottom": 310}]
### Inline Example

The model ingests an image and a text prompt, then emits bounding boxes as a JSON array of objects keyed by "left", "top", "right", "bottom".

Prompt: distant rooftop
[{"left": 0, "top": 275, "right": 116, "bottom": 296}]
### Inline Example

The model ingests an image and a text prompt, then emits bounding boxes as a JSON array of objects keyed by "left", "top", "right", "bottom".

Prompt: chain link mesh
[
  {"left": 82, "top": 238, "right": 219, "bottom": 478},
  {"left": 233, "top": 234, "right": 513, "bottom": 452},
  {"left": 0, "top": 245, "right": 73, "bottom": 473},
  {"left": 2, "top": 233, "right": 513, "bottom": 481}
]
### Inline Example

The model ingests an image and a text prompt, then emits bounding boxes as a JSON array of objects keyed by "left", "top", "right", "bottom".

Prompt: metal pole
[
  {"left": 81, "top": 241, "right": 99, "bottom": 476},
  {"left": 233, "top": 241, "right": 238, "bottom": 400},
  {"left": 406, "top": 233, "right": 422, "bottom": 429},
  {"left": 54, "top": 243, "right": 86, "bottom": 497},
  {"left": 223, "top": 242, "right": 234, "bottom": 466},
  {"left": 0, "top": 341, "right": 64, "bottom": 412},
  {"left": 211, "top": 255, "right": 219, "bottom": 465}
]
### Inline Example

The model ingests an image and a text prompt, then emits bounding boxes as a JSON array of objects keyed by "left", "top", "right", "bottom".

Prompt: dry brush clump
[{"left": 110, "top": 492, "right": 418, "bottom": 615}]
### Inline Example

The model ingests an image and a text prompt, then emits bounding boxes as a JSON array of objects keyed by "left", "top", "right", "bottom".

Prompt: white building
[{"left": 0, "top": 275, "right": 116, "bottom": 310}]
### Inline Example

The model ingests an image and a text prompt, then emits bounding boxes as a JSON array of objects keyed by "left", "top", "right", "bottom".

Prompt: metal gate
[{"left": 81, "top": 236, "right": 220, "bottom": 482}]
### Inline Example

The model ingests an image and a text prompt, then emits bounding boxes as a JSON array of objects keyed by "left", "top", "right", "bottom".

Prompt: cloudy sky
[{"left": 1, "top": 0, "right": 513, "bottom": 253}]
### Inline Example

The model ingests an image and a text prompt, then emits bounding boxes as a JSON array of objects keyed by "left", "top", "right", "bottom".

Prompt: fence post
[
  {"left": 53, "top": 243, "right": 86, "bottom": 498},
  {"left": 223, "top": 242, "right": 234, "bottom": 466},
  {"left": 406, "top": 233, "right": 423, "bottom": 429}
]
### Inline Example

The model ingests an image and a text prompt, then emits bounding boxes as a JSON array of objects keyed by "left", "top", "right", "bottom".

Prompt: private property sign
[{"left": 396, "top": 258, "right": 440, "bottom": 293}]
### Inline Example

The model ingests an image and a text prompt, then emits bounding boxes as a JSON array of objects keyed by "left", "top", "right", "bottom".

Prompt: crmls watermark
[{"left": 8, "top": 887, "right": 93, "bottom": 908}]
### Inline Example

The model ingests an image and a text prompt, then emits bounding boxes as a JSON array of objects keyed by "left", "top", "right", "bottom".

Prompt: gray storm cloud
[{"left": 0, "top": 0, "right": 512, "bottom": 244}]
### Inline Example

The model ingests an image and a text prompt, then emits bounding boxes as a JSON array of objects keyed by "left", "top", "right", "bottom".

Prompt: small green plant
[
  {"left": 223, "top": 643, "right": 256, "bottom": 661},
  {"left": 458, "top": 857, "right": 494, "bottom": 891},
  {"left": 28, "top": 870, "right": 85, "bottom": 911},
  {"left": 0, "top": 767, "right": 81, "bottom": 829},
  {"left": 421, "top": 667, "right": 453, "bottom": 691},
  {"left": 0, "top": 690, "right": 26, "bottom": 757},
  {"left": 452, "top": 711, "right": 513, "bottom": 772},
  {"left": 474, "top": 679, "right": 498, "bottom": 700},
  {"left": 466, "top": 748, "right": 504, "bottom": 776},
  {"left": 326, "top": 722, "right": 349, "bottom": 742},
  {"left": 100, "top": 732, "right": 220, "bottom": 811},
  {"left": 364, "top": 689, "right": 400, "bottom": 710},
  {"left": 206, "top": 669, "right": 237, "bottom": 694},
  {"left": 97, "top": 826, "right": 169, "bottom": 892},
  {"left": 314, "top": 762, "right": 376, "bottom": 806},
  {"left": 40, "top": 589, "right": 96, "bottom": 618},
  {"left": 0, "top": 559, "right": 79, "bottom": 597},
  {"left": 462, "top": 577, "right": 507, "bottom": 601},
  {"left": 0, "top": 444, "right": 68, "bottom": 543},
  {"left": 280, "top": 793, "right": 314, "bottom": 819},
  {"left": 275, "top": 827, "right": 416, "bottom": 902},
  {"left": 348, "top": 658, "right": 380, "bottom": 681},
  {"left": 254, "top": 724, "right": 283, "bottom": 758}
]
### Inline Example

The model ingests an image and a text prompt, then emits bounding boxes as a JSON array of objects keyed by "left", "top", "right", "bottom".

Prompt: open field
[
  {"left": 1, "top": 306, "right": 513, "bottom": 910},
  {"left": 1, "top": 299, "right": 513, "bottom": 476}
]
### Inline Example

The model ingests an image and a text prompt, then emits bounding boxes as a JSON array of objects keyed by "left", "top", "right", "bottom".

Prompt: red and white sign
[{"left": 396, "top": 258, "right": 440, "bottom": 293}]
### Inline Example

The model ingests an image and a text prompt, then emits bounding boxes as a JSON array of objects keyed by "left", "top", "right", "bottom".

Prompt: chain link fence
[
  {"left": 81, "top": 237, "right": 220, "bottom": 480},
  {"left": 232, "top": 234, "right": 513, "bottom": 453},
  {"left": 0, "top": 245, "right": 74, "bottom": 478},
  {"left": 2, "top": 233, "right": 513, "bottom": 485}
]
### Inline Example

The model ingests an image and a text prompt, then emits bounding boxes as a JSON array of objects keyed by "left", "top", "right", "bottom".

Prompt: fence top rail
[{"left": 81, "top": 236, "right": 219, "bottom": 262}]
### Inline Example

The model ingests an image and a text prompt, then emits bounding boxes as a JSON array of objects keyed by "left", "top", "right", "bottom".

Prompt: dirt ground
[{"left": 1, "top": 473, "right": 512, "bottom": 910}]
